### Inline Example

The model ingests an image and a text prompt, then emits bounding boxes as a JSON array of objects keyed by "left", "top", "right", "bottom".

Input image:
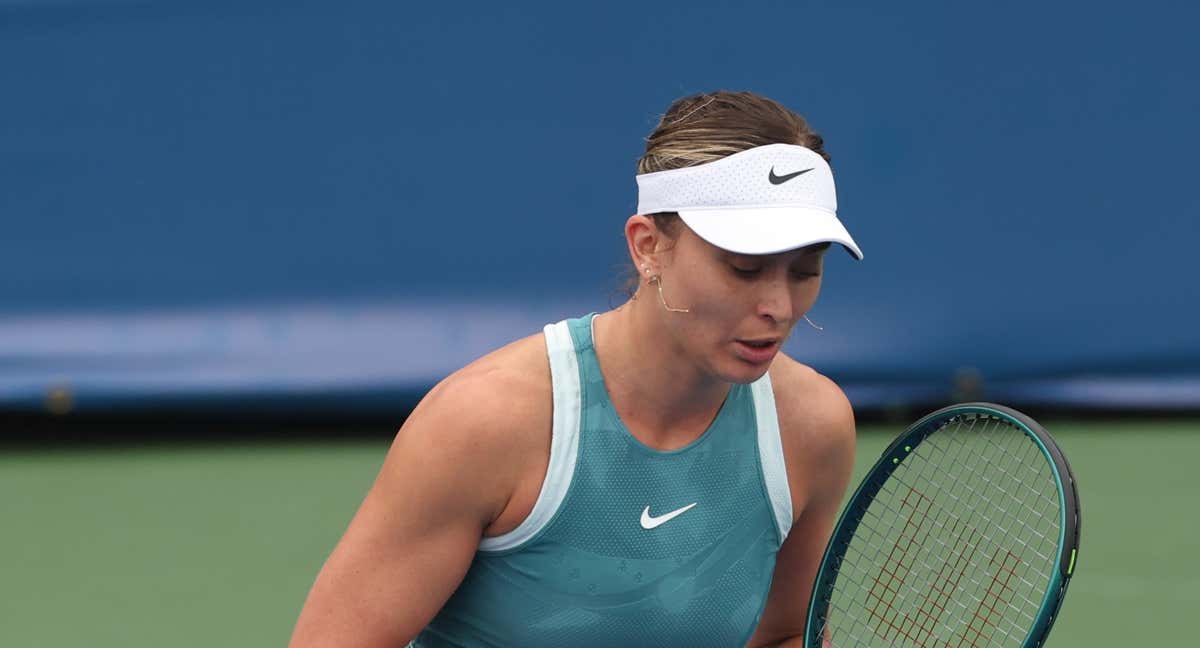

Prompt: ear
[{"left": 625, "top": 214, "right": 663, "bottom": 275}]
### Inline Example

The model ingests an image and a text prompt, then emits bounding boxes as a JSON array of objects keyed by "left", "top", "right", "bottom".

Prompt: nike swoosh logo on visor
[
  {"left": 640, "top": 503, "right": 698, "bottom": 529},
  {"left": 768, "top": 166, "right": 813, "bottom": 185}
]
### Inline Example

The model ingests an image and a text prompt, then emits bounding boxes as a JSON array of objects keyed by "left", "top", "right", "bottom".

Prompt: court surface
[{"left": 2, "top": 418, "right": 1195, "bottom": 646}]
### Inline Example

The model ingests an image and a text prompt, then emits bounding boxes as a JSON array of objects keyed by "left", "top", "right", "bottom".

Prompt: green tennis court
[{"left": 2, "top": 418, "right": 1194, "bottom": 646}]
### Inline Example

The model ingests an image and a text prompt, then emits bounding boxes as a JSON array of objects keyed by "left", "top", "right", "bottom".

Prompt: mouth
[
  {"left": 738, "top": 338, "right": 779, "bottom": 349},
  {"left": 733, "top": 338, "right": 781, "bottom": 364}
]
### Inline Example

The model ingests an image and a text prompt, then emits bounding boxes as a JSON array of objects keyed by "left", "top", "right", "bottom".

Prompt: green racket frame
[{"left": 802, "top": 402, "right": 1081, "bottom": 648}]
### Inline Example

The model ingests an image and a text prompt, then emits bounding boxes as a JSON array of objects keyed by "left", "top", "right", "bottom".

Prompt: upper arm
[
  {"left": 288, "top": 364, "right": 549, "bottom": 648},
  {"left": 746, "top": 366, "right": 856, "bottom": 648}
]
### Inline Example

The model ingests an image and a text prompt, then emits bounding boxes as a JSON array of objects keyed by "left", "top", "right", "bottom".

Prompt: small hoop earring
[
  {"left": 631, "top": 266, "right": 652, "bottom": 302},
  {"left": 649, "top": 275, "right": 690, "bottom": 313},
  {"left": 804, "top": 314, "right": 823, "bottom": 331}
]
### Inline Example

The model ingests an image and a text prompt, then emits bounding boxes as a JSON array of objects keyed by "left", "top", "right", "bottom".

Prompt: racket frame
[{"left": 802, "top": 402, "right": 1081, "bottom": 648}]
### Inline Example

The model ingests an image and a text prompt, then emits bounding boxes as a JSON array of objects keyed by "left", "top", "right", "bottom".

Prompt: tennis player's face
[{"left": 663, "top": 227, "right": 827, "bottom": 383}]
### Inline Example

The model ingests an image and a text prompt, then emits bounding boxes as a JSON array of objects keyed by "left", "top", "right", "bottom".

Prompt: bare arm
[
  {"left": 288, "top": 366, "right": 547, "bottom": 648},
  {"left": 746, "top": 367, "right": 856, "bottom": 648}
]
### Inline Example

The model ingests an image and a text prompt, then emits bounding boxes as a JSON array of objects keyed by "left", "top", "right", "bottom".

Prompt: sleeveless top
[{"left": 412, "top": 314, "right": 794, "bottom": 647}]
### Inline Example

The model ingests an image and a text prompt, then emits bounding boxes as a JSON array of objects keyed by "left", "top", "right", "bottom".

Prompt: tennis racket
[{"left": 804, "top": 402, "right": 1081, "bottom": 647}]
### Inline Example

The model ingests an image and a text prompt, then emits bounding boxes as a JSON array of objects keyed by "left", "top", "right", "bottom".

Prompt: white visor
[{"left": 636, "top": 143, "right": 862, "bottom": 259}]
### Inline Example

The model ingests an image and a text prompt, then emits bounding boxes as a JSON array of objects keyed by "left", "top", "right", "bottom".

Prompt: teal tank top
[{"left": 413, "top": 314, "right": 795, "bottom": 647}]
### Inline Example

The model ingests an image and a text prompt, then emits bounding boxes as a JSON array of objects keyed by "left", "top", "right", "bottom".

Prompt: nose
[{"left": 755, "top": 276, "right": 795, "bottom": 324}]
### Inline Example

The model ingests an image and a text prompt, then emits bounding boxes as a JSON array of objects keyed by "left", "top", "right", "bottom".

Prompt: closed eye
[{"left": 730, "top": 265, "right": 763, "bottom": 278}]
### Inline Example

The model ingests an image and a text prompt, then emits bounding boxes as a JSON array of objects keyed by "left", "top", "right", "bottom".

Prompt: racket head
[{"left": 803, "top": 402, "right": 1081, "bottom": 648}]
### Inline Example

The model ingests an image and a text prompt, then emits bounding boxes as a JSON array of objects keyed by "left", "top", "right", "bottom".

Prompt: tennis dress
[{"left": 411, "top": 314, "right": 795, "bottom": 647}]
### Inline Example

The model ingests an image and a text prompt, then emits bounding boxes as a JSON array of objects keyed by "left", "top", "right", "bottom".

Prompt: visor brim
[{"left": 677, "top": 207, "right": 863, "bottom": 259}]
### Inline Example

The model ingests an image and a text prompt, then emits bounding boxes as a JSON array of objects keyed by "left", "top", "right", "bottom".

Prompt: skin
[{"left": 288, "top": 216, "right": 857, "bottom": 648}]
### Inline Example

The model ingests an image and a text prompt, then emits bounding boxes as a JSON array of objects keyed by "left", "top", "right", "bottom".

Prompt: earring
[{"left": 631, "top": 265, "right": 652, "bottom": 302}]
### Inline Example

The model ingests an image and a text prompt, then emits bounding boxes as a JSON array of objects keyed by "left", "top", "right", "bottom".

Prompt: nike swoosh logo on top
[
  {"left": 768, "top": 166, "right": 814, "bottom": 185},
  {"left": 640, "top": 503, "right": 698, "bottom": 529}
]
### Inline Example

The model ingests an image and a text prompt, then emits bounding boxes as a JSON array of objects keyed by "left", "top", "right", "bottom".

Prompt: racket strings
[
  {"left": 819, "top": 415, "right": 1062, "bottom": 647},
  {"left": 895, "top": 421, "right": 1057, "bottom": 571},
  {"left": 859, "top": 420, "right": 1056, "bottom": 643},
  {"left": 840, "top": 420, "right": 1053, "bottom": 645},
  {"left": 859, "top": 418, "right": 1022, "bottom": 645}
]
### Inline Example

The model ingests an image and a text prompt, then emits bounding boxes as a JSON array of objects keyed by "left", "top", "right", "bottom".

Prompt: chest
[{"left": 427, "top": 464, "right": 781, "bottom": 648}]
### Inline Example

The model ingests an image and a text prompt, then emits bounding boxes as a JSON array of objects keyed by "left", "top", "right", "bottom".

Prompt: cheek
[
  {"left": 677, "top": 270, "right": 750, "bottom": 322},
  {"left": 796, "top": 278, "right": 823, "bottom": 310},
  {"left": 666, "top": 268, "right": 746, "bottom": 339}
]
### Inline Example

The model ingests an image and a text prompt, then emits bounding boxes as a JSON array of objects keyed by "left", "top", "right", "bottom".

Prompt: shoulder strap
[
  {"left": 478, "top": 320, "right": 582, "bottom": 552},
  {"left": 751, "top": 373, "right": 793, "bottom": 545}
]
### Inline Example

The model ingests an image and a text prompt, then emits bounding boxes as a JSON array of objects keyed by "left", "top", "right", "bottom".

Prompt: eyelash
[{"left": 730, "top": 266, "right": 820, "bottom": 280}]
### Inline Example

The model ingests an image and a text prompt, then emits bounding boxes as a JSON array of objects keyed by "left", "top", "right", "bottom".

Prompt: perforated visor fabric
[{"left": 636, "top": 144, "right": 862, "bottom": 258}]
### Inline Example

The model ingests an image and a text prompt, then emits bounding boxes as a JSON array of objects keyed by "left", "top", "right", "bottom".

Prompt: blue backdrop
[{"left": 2, "top": 0, "right": 1197, "bottom": 413}]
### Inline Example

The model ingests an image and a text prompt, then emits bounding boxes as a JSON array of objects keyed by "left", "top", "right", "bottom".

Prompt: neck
[{"left": 592, "top": 296, "right": 731, "bottom": 450}]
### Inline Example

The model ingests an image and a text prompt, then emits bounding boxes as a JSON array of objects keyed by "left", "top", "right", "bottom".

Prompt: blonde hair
[{"left": 638, "top": 91, "right": 831, "bottom": 176}]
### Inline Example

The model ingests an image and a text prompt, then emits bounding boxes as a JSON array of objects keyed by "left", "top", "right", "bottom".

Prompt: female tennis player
[{"left": 289, "top": 90, "right": 863, "bottom": 648}]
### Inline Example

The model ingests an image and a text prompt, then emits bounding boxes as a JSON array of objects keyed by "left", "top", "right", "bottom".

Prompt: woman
[{"left": 290, "top": 90, "right": 863, "bottom": 647}]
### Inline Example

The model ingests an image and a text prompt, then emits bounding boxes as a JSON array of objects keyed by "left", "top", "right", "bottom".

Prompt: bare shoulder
[
  {"left": 416, "top": 332, "right": 551, "bottom": 433},
  {"left": 380, "top": 331, "right": 553, "bottom": 525},
  {"left": 767, "top": 353, "right": 857, "bottom": 510},
  {"left": 767, "top": 353, "right": 855, "bottom": 447},
  {"left": 288, "top": 333, "right": 554, "bottom": 646},
  {"left": 400, "top": 331, "right": 552, "bottom": 464}
]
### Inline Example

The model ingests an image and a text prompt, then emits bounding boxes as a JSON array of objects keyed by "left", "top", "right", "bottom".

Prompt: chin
[{"left": 712, "top": 357, "right": 773, "bottom": 385}]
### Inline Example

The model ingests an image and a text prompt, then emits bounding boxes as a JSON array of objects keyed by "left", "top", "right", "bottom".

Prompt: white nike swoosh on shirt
[{"left": 640, "top": 502, "right": 698, "bottom": 529}]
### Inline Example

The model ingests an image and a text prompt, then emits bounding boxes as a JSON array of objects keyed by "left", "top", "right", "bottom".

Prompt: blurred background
[{"left": 2, "top": 0, "right": 1196, "bottom": 645}]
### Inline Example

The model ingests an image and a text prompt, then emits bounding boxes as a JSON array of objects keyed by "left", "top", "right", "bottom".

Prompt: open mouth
[
  {"left": 734, "top": 338, "right": 781, "bottom": 364},
  {"left": 738, "top": 339, "right": 778, "bottom": 349}
]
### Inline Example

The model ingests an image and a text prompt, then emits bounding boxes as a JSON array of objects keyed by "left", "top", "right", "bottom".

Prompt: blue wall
[{"left": 2, "top": 0, "right": 1197, "bottom": 412}]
